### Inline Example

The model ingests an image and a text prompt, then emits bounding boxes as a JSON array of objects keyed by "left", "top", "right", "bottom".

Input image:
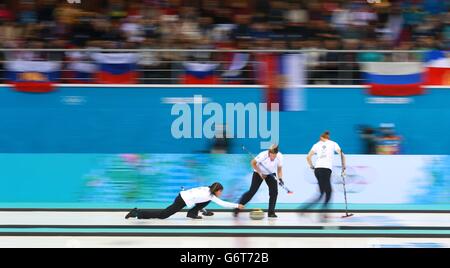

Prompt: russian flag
[
  {"left": 182, "top": 62, "right": 219, "bottom": 84},
  {"left": 91, "top": 53, "right": 139, "bottom": 84},
  {"left": 424, "top": 50, "right": 450, "bottom": 85},
  {"left": 5, "top": 60, "right": 60, "bottom": 93},
  {"left": 362, "top": 62, "right": 425, "bottom": 96}
]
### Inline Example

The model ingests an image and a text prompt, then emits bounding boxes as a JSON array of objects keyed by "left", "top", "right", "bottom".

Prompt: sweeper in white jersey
[
  {"left": 302, "top": 131, "right": 346, "bottom": 221},
  {"left": 234, "top": 144, "right": 283, "bottom": 218}
]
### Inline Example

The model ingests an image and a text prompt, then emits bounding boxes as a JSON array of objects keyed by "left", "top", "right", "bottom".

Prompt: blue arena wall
[{"left": 0, "top": 85, "right": 449, "bottom": 154}]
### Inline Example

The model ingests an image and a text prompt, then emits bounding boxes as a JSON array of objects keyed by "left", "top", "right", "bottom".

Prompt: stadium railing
[{"left": 0, "top": 49, "right": 427, "bottom": 85}]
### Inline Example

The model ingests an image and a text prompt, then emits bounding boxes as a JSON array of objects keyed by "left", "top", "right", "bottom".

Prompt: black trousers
[
  {"left": 239, "top": 172, "right": 278, "bottom": 214},
  {"left": 136, "top": 194, "right": 211, "bottom": 219},
  {"left": 301, "top": 168, "right": 332, "bottom": 210}
]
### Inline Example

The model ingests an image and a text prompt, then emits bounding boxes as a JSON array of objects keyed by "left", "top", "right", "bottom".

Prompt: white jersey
[
  {"left": 180, "top": 186, "right": 239, "bottom": 209},
  {"left": 310, "top": 140, "right": 341, "bottom": 170},
  {"left": 253, "top": 150, "right": 283, "bottom": 175}
]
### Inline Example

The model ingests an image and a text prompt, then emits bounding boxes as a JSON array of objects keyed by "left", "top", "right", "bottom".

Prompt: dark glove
[{"left": 278, "top": 178, "right": 284, "bottom": 186}]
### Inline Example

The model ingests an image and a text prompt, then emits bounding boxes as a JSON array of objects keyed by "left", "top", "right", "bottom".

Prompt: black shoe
[
  {"left": 202, "top": 210, "right": 214, "bottom": 216},
  {"left": 187, "top": 214, "right": 203, "bottom": 219},
  {"left": 233, "top": 208, "right": 240, "bottom": 217},
  {"left": 125, "top": 208, "right": 138, "bottom": 219},
  {"left": 268, "top": 213, "right": 278, "bottom": 218}
]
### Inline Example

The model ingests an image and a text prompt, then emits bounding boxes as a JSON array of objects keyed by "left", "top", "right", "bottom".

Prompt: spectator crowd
[{"left": 0, "top": 0, "right": 448, "bottom": 84}]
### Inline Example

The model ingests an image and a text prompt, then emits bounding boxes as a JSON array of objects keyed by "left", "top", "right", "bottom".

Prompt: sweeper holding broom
[{"left": 301, "top": 131, "right": 348, "bottom": 221}]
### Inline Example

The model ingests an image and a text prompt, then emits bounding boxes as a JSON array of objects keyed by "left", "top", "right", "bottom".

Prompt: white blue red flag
[
  {"left": 362, "top": 62, "right": 425, "bottom": 96},
  {"left": 91, "top": 53, "right": 139, "bottom": 84},
  {"left": 182, "top": 62, "right": 219, "bottom": 84}
]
